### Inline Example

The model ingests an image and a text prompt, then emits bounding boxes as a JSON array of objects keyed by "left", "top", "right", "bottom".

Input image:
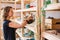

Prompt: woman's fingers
[{"left": 26, "top": 16, "right": 33, "bottom": 21}]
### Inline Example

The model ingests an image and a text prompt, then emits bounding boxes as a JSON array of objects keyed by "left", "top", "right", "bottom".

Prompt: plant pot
[{"left": 26, "top": 4, "right": 30, "bottom": 9}]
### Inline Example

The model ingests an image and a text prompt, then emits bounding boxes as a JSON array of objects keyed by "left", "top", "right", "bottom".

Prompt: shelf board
[
  {"left": 16, "top": 29, "right": 22, "bottom": 37},
  {"left": 25, "top": 22, "right": 36, "bottom": 33},
  {"left": 15, "top": 7, "right": 36, "bottom": 12},
  {"left": 1, "top": 0, "right": 31, "bottom": 4},
  {"left": 1, "top": 1, "right": 16, "bottom": 4},
  {"left": 16, "top": 29, "right": 33, "bottom": 39},
  {"left": 42, "top": 31, "right": 60, "bottom": 40},
  {"left": 44, "top": 3, "right": 60, "bottom": 11},
  {"left": 1, "top": 8, "right": 21, "bottom": 10}
]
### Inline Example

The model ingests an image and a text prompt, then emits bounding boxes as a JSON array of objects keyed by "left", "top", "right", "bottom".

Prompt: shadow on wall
[{"left": 46, "top": 11, "right": 60, "bottom": 19}]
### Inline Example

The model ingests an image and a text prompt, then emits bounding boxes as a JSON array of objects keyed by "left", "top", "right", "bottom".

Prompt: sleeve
[
  {"left": 3, "top": 21, "right": 11, "bottom": 27},
  {"left": 3, "top": 21, "right": 17, "bottom": 30}
]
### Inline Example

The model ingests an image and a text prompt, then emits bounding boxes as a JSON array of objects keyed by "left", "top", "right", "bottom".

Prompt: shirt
[{"left": 3, "top": 20, "right": 16, "bottom": 40}]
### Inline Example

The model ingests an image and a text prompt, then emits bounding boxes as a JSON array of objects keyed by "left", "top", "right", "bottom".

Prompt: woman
[{"left": 3, "top": 6, "right": 33, "bottom": 40}]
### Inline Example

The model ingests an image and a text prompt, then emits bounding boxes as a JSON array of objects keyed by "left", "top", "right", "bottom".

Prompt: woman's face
[{"left": 8, "top": 8, "right": 13, "bottom": 17}]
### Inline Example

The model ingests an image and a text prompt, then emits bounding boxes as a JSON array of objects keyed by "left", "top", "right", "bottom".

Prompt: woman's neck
[{"left": 6, "top": 16, "right": 11, "bottom": 20}]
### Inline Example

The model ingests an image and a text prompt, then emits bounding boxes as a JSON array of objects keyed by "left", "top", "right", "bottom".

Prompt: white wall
[
  {"left": 46, "top": 11, "right": 60, "bottom": 19},
  {"left": 30, "top": 0, "right": 37, "bottom": 7},
  {"left": 0, "top": 3, "right": 21, "bottom": 9},
  {"left": 0, "top": 3, "right": 21, "bottom": 17}
]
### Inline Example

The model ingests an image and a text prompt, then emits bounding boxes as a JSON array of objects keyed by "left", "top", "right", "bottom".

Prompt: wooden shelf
[
  {"left": 42, "top": 31, "right": 60, "bottom": 40},
  {"left": 16, "top": 29, "right": 23, "bottom": 37},
  {"left": 0, "top": 0, "right": 42, "bottom": 40},
  {"left": 16, "top": 29, "right": 33, "bottom": 39},
  {"left": 1, "top": 0, "right": 31, "bottom": 4},
  {"left": 25, "top": 22, "right": 36, "bottom": 33},
  {"left": 44, "top": 3, "right": 60, "bottom": 11},
  {"left": 15, "top": 7, "right": 36, "bottom": 12},
  {"left": 1, "top": 1, "right": 16, "bottom": 4}
]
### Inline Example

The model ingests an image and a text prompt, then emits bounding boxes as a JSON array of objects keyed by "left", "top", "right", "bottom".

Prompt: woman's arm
[
  {"left": 9, "top": 15, "right": 33, "bottom": 28},
  {"left": 9, "top": 20, "right": 27, "bottom": 28}
]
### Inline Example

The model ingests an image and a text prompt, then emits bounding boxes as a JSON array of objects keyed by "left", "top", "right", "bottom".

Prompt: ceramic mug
[{"left": 26, "top": 4, "right": 30, "bottom": 8}]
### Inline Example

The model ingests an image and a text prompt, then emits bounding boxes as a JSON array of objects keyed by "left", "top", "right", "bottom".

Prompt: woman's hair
[{"left": 3, "top": 6, "right": 12, "bottom": 20}]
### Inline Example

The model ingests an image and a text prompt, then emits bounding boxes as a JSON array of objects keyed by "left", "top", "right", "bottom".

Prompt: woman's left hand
[{"left": 26, "top": 15, "right": 33, "bottom": 21}]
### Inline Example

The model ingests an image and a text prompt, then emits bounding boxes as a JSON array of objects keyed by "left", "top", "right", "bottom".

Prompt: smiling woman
[{"left": 3, "top": 6, "right": 33, "bottom": 40}]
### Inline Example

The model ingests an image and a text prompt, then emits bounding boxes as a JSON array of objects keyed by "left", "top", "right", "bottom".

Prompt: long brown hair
[{"left": 3, "top": 6, "right": 12, "bottom": 20}]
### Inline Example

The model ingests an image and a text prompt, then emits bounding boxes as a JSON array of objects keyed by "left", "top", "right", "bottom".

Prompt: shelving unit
[
  {"left": 42, "top": 31, "right": 60, "bottom": 40},
  {"left": 9, "top": 0, "right": 39, "bottom": 39},
  {"left": 42, "top": 0, "right": 60, "bottom": 40},
  {"left": 16, "top": 29, "right": 33, "bottom": 40},
  {"left": 44, "top": 3, "right": 60, "bottom": 11},
  {"left": 0, "top": 0, "right": 53, "bottom": 40},
  {"left": 0, "top": 0, "right": 43, "bottom": 40}
]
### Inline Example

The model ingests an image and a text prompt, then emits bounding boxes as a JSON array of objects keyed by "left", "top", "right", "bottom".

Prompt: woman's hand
[
  {"left": 26, "top": 15, "right": 34, "bottom": 24},
  {"left": 26, "top": 15, "right": 33, "bottom": 21},
  {"left": 21, "top": 20, "right": 27, "bottom": 27}
]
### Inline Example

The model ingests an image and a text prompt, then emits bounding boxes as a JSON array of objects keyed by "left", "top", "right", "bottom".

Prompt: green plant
[
  {"left": 39, "top": 0, "right": 51, "bottom": 23},
  {"left": 44, "top": 0, "right": 51, "bottom": 7},
  {"left": 42, "top": 0, "right": 51, "bottom": 12}
]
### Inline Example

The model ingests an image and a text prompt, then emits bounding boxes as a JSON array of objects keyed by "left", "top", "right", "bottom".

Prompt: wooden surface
[
  {"left": 15, "top": 7, "right": 36, "bottom": 12},
  {"left": 33, "top": 0, "right": 44, "bottom": 40},
  {"left": 16, "top": 29, "right": 33, "bottom": 39},
  {"left": 1, "top": 0, "right": 31, "bottom": 4},
  {"left": 41, "top": 0, "right": 45, "bottom": 40},
  {"left": 45, "top": 19, "right": 60, "bottom": 24},
  {"left": 44, "top": 3, "right": 60, "bottom": 11},
  {"left": 45, "top": 19, "right": 60, "bottom": 29},
  {"left": 42, "top": 30, "right": 60, "bottom": 40}
]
